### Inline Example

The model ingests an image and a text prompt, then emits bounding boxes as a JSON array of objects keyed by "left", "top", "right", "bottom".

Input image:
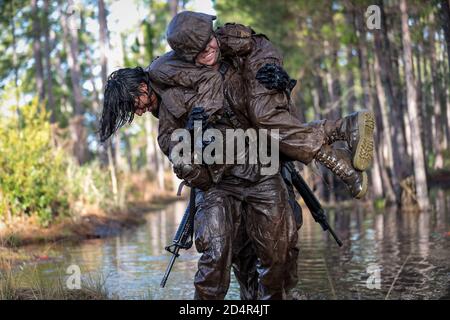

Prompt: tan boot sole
[
  {"left": 355, "top": 171, "right": 368, "bottom": 199},
  {"left": 353, "top": 111, "right": 375, "bottom": 171}
]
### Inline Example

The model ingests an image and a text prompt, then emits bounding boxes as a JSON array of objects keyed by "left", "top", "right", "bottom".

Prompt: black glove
[
  {"left": 173, "top": 163, "right": 212, "bottom": 190},
  {"left": 185, "top": 106, "right": 215, "bottom": 150},
  {"left": 256, "top": 63, "right": 297, "bottom": 93},
  {"left": 185, "top": 107, "right": 209, "bottom": 131}
]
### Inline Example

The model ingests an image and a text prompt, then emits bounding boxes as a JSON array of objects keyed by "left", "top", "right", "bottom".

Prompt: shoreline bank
[{"left": 0, "top": 194, "right": 184, "bottom": 265}]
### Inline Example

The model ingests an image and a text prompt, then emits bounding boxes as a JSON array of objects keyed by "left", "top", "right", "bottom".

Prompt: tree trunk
[
  {"left": 97, "top": 0, "right": 120, "bottom": 198},
  {"left": 10, "top": 1, "right": 20, "bottom": 108},
  {"left": 370, "top": 58, "right": 397, "bottom": 204},
  {"left": 155, "top": 136, "right": 166, "bottom": 191},
  {"left": 169, "top": 0, "right": 183, "bottom": 192},
  {"left": 345, "top": 46, "right": 356, "bottom": 114},
  {"left": 430, "top": 18, "right": 445, "bottom": 169},
  {"left": 61, "top": 0, "right": 83, "bottom": 115},
  {"left": 99, "top": 0, "right": 108, "bottom": 87},
  {"left": 371, "top": 144, "right": 384, "bottom": 199},
  {"left": 400, "top": 0, "right": 430, "bottom": 210},
  {"left": 61, "top": 0, "right": 87, "bottom": 164},
  {"left": 354, "top": 6, "right": 392, "bottom": 203},
  {"left": 374, "top": 53, "right": 396, "bottom": 181},
  {"left": 107, "top": 141, "right": 118, "bottom": 205},
  {"left": 344, "top": 4, "right": 357, "bottom": 113},
  {"left": 145, "top": 117, "right": 156, "bottom": 170},
  {"left": 414, "top": 43, "right": 427, "bottom": 158},
  {"left": 439, "top": 9, "right": 450, "bottom": 149},
  {"left": 437, "top": 0, "right": 450, "bottom": 67},
  {"left": 372, "top": 0, "right": 407, "bottom": 193},
  {"left": 384, "top": 3, "right": 410, "bottom": 168},
  {"left": 43, "top": 0, "right": 55, "bottom": 122},
  {"left": 123, "top": 133, "right": 134, "bottom": 172},
  {"left": 421, "top": 48, "right": 434, "bottom": 159},
  {"left": 312, "top": 73, "right": 327, "bottom": 118},
  {"left": 145, "top": 117, "right": 165, "bottom": 190},
  {"left": 170, "top": 0, "right": 178, "bottom": 17},
  {"left": 446, "top": 62, "right": 450, "bottom": 148},
  {"left": 32, "top": 0, "right": 45, "bottom": 102},
  {"left": 114, "top": 134, "right": 127, "bottom": 172},
  {"left": 323, "top": 40, "right": 342, "bottom": 119}
]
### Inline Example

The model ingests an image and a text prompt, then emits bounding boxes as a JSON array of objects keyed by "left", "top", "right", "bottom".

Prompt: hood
[
  {"left": 145, "top": 52, "right": 198, "bottom": 118},
  {"left": 166, "top": 11, "right": 216, "bottom": 62}
]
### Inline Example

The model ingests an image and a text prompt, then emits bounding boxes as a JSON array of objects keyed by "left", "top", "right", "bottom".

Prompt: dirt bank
[{"left": 0, "top": 194, "right": 183, "bottom": 249}]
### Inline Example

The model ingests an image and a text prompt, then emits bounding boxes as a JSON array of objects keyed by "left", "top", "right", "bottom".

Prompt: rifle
[
  {"left": 160, "top": 188, "right": 196, "bottom": 288},
  {"left": 284, "top": 162, "right": 343, "bottom": 247}
]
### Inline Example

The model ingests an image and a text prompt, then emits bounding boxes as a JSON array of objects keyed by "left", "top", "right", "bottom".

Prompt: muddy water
[{"left": 18, "top": 190, "right": 450, "bottom": 300}]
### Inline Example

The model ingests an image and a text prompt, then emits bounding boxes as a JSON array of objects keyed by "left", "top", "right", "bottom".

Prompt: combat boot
[
  {"left": 324, "top": 110, "right": 375, "bottom": 171},
  {"left": 315, "top": 145, "right": 368, "bottom": 199}
]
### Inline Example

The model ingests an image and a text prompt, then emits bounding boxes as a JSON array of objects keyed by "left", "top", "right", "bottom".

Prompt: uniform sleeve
[
  {"left": 245, "top": 37, "right": 326, "bottom": 164},
  {"left": 150, "top": 59, "right": 225, "bottom": 122},
  {"left": 157, "top": 100, "right": 184, "bottom": 159}
]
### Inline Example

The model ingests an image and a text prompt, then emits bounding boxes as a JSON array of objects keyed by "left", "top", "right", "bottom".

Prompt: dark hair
[{"left": 99, "top": 67, "right": 150, "bottom": 142}]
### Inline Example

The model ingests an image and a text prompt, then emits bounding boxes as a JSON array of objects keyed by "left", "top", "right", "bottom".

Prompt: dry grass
[{"left": 0, "top": 253, "right": 111, "bottom": 300}]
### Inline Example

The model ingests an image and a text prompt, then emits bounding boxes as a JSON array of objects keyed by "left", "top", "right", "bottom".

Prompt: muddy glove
[
  {"left": 173, "top": 163, "right": 212, "bottom": 191},
  {"left": 186, "top": 107, "right": 210, "bottom": 131},
  {"left": 256, "top": 63, "right": 297, "bottom": 93},
  {"left": 186, "top": 106, "right": 215, "bottom": 150}
]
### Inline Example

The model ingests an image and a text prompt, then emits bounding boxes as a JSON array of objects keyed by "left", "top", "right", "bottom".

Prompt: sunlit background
[{"left": 0, "top": 0, "right": 449, "bottom": 300}]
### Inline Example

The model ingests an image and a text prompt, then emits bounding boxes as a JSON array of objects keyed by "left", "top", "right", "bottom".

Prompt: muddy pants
[{"left": 193, "top": 173, "right": 299, "bottom": 300}]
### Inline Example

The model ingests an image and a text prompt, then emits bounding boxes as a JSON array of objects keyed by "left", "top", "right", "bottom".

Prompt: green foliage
[
  {"left": 65, "top": 159, "right": 114, "bottom": 213},
  {"left": 0, "top": 99, "right": 120, "bottom": 226},
  {"left": 0, "top": 100, "right": 67, "bottom": 226}
]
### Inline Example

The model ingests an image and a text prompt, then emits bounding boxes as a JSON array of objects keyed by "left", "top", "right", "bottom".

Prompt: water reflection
[
  {"left": 20, "top": 191, "right": 450, "bottom": 300},
  {"left": 294, "top": 191, "right": 450, "bottom": 300}
]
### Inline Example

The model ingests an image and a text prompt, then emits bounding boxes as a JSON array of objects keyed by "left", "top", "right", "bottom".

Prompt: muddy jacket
[
  {"left": 152, "top": 12, "right": 301, "bottom": 300},
  {"left": 153, "top": 13, "right": 326, "bottom": 167},
  {"left": 147, "top": 51, "right": 225, "bottom": 123},
  {"left": 226, "top": 27, "right": 326, "bottom": 164},
  {"left": 146, "top": 51, "right": 260, "bottom": 183}
]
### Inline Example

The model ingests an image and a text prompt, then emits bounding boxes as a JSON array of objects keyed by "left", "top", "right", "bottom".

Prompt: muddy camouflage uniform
[
  {"left": 146, "top": 12, "right": 307, "bottom": 300},
  {"left": 153, "top": 13, "right": 337, "bottom": 165},
  {"left": 149, "top": 57, "right": 299, "bottom": 299},
  {"left": 148, "top": 12, "right": 370, "bottom": 300}
]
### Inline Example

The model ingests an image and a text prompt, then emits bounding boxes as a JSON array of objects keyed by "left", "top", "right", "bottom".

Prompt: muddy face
[
  {"left": 134, "top": 83, "right": 158, "bottom": 116},
  {"left": 195, "top": 37, "right": 220, "bottom": 67}
]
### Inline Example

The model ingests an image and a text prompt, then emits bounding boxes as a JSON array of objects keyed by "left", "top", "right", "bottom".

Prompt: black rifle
[
  {"left": 160, "top": 188, "right": 196, "bottom": 288},
  {"left": 284, "top": 162, "right": 343, "bottom": 247}
]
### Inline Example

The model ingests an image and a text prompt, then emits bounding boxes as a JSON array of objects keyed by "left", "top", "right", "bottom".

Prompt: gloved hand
[
  {"left": 185, "top": 107, "right": 210, "bottom": 131},
  {"left": 173, "top": 163, "right": 212, "bottom": 191},
  {"left": 256, "top": 63, "right": 297, "bottom": 93}
]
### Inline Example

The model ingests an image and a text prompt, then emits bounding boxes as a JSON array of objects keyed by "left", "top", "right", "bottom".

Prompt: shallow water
[{"left": 17, "top": 190, "right": 450, "bottom": 300}]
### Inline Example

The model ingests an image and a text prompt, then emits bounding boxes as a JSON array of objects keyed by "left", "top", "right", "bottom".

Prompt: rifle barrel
[
  {"left": 328, "top": 227, "right": 343, "bottom": 247},
  {"left": 285, "top": 162, "right": 343, "bottom": 247},
  {"left": 160, "top": 248, "right": 179, "bottom": 288}
]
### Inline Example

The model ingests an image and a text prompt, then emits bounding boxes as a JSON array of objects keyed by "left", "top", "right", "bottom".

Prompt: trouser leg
[
  {"left": 244, "top": 174, "right": 299, "bottom": 299},
  {"left": 193, "top": 188, "right": 236, "bottom": 300},
  {"left": 231, "top": 203, "right": 259, "bottom": 300},
  {"left": 281, "top": 161, "right": 303, "bottom": 230},
  {"left": 280, "top": 162, "right": 303, "bottom": 294}
]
